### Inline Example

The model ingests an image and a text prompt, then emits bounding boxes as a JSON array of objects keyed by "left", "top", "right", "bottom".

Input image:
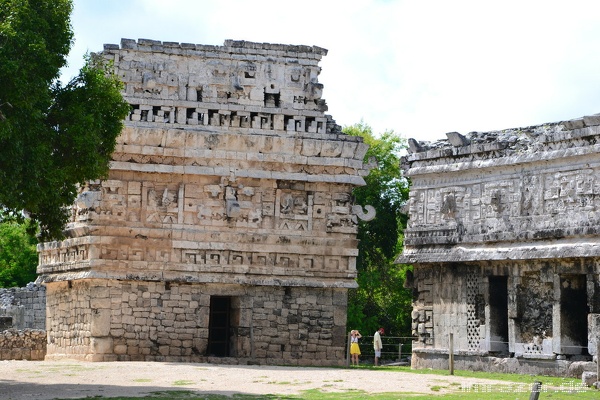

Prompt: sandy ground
[{"left": 0, "top": 360, "right": 519, "bottom": 399}]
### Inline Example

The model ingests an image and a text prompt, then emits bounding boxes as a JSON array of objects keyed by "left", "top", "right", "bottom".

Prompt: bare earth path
[{"left": 0, "top": 360, "right": 515, "bottom": 399}]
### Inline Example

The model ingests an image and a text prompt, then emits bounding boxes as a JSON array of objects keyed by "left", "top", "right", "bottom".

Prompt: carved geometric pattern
[
  {"left": 406, "top": 167, "right": 600, "bottom": 246},
  {"left": 466, "top": 273, "right": 480, "bottom": 351},
  {"left": 40, "top": 245, "right": 89, "bottom": 265},
  {"left": 523, "top": 342, "right": 543, "bottom": 355},
  {"left": 180, "top": 249, "right": 347, "bottom": 272}
]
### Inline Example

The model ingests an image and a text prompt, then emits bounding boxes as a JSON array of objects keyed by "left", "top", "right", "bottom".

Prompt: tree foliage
[
  {"left": 344, "top": 121, "right": 413, "bottom": 337},
  {"left": 0, "top": 217, "right": 38, "bottom": 288},
  {"left": 0, "top": 0, "right": 130, "bottom": 240}
]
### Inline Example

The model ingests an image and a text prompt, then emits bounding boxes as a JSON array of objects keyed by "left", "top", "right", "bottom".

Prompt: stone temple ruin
[
  {"left": 397, "top": 116, "right": 600, "bottom": 376},
  {"left": 36, "top": 39, "right": 374, "bottom": 364}
]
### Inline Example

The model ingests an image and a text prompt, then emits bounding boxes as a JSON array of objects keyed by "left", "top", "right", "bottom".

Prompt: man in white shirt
[{"left": 373, "top": 327, "right": 384, "bottom": 366}]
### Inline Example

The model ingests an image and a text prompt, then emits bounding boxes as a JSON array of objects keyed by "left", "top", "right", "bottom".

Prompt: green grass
[
  {"left": 172, "top": 380, "right": 195, "bottom": 386},
  {"left": 358, "top": 365, "right": 589, "bottom": 386}
]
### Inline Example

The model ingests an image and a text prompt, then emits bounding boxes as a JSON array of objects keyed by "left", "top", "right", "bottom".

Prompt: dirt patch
[{"left": 0, "top": 360, "right": 509, "bottom": 399}]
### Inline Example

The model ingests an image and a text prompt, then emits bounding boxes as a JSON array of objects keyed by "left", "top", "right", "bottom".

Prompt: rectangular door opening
[
  {"left": 489, "top": 276, "right": 509, "bottom": 355},
  {"left": 560, "top": 274, "right": 589, "bottom": 355},
  {"left": 207, "top": 296, "right": 231, "bottom": 357}
]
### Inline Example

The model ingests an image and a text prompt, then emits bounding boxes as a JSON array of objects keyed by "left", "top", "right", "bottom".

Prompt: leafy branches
[
  {"left": 344, "top": 122, "right": 413, "bottom": 337},
  {"left": 0, "top": 0, "right": 130, "bottom": 240},
  {"left": 0, "top": 219, "right": 38, "bottom": 288}
]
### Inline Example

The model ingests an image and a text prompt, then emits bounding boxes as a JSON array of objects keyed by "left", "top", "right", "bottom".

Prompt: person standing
[
  {"left": 373, "top": 327, "right": 384, "bottom": 366},
  {"left": 349, "top": 330, "right": 362, "bottom": 366}
]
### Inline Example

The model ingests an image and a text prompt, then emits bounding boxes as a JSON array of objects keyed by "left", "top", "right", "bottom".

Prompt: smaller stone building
[
  {"left": 0, "top": 283, "right": 46, "bottom": 331},
  {"left": 0, "top": 283, "right": 46, "bottom": 360},
  {"left": 398, "top": 115, "right": 600, "bottom": 376}
]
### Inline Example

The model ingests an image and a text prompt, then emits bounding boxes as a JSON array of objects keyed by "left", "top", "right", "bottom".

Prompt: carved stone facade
[
  {"left": 37, "top": 39, "right": 373, "bottom": 364},
  {"left": 398, "top": 117, "right": 600, "bottom": 376}
]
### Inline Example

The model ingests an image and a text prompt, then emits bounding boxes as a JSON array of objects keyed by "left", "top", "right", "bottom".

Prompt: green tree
[
  {"left": 0, "top": 218, "right": 38, "bottom": 288},
  {"left": 344, "top": 121, "right": 412, "bottom": 338},
  {"left": 0, "top": 0, "right": 130, "bottom": 240}
]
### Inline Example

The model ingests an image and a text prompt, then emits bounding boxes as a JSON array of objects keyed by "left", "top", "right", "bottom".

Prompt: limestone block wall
[
  {"left": 45, "top": 278, "right": 347, "bottom": 364},
  {"left": 0, "top": 329, "right": 46, "bottom": 361},
  {"left": 44, "top": 280, "right": 95, "bottom": 359},
  {"left": 0, "top": 283, "right": 46, "bottom": 330}
]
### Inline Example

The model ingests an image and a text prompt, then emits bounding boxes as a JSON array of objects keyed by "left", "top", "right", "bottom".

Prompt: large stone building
[
  {"left": 397, "top": 117, "right": 600, "bottom": 375},
  {"left": 36, "top": 39, "right": 374, "bottom": 364}
]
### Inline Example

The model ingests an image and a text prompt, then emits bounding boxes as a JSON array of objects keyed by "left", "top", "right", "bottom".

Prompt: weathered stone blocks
[
  {"left": 0, "top": 329, "right": 46, "bottom": 361},
  {"left": 0, "top": 284, "right": 46, "bottom": 330}
]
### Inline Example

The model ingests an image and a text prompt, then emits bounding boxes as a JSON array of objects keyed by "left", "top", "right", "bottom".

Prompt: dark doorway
[
  {"left": 0, "top": 316, "right": 12, "bottom": 331},
  {"left": 560, "top": 274, "right": 588, "bottom": 355},
  {"left": 489, "top": 276, "right": 509, "bottom": 354},
  {"left": 207, "top": 296, "right": 231, "bottom": 357}
]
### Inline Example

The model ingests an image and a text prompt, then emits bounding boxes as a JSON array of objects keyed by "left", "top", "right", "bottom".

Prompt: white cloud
[{"left": 64, "top": 0, "right": 600, "bottom": 142}]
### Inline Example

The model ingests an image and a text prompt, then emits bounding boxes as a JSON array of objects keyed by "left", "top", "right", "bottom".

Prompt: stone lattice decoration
[
  {"left": 37, "top": 39, "right": 374, "bottom": 364},
  {"left": 398, "top": 117, "right": 600, "bottom": 376}
]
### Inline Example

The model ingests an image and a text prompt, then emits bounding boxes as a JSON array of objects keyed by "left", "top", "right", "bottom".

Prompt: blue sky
[{"left": 64, "top": 0, "right": 600, "bottom": 142}]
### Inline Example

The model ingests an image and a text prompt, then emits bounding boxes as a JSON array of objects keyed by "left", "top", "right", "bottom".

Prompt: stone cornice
[
  {"left": 397, "top": 236, "right": 600, "bottom": 264},
  {"left": 103, "top": 38, "right": 328, "bottom": 60},
  {"left": 406, "top": 142, "right": 600, "bottom": 177},
  {"left": 403, "top": 114, "right": 600, "bottom": 174}
]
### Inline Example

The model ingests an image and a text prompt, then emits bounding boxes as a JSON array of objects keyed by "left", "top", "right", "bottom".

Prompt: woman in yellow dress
[{"left": 350, "top": 330, "right": 362, "bottom": 366}]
